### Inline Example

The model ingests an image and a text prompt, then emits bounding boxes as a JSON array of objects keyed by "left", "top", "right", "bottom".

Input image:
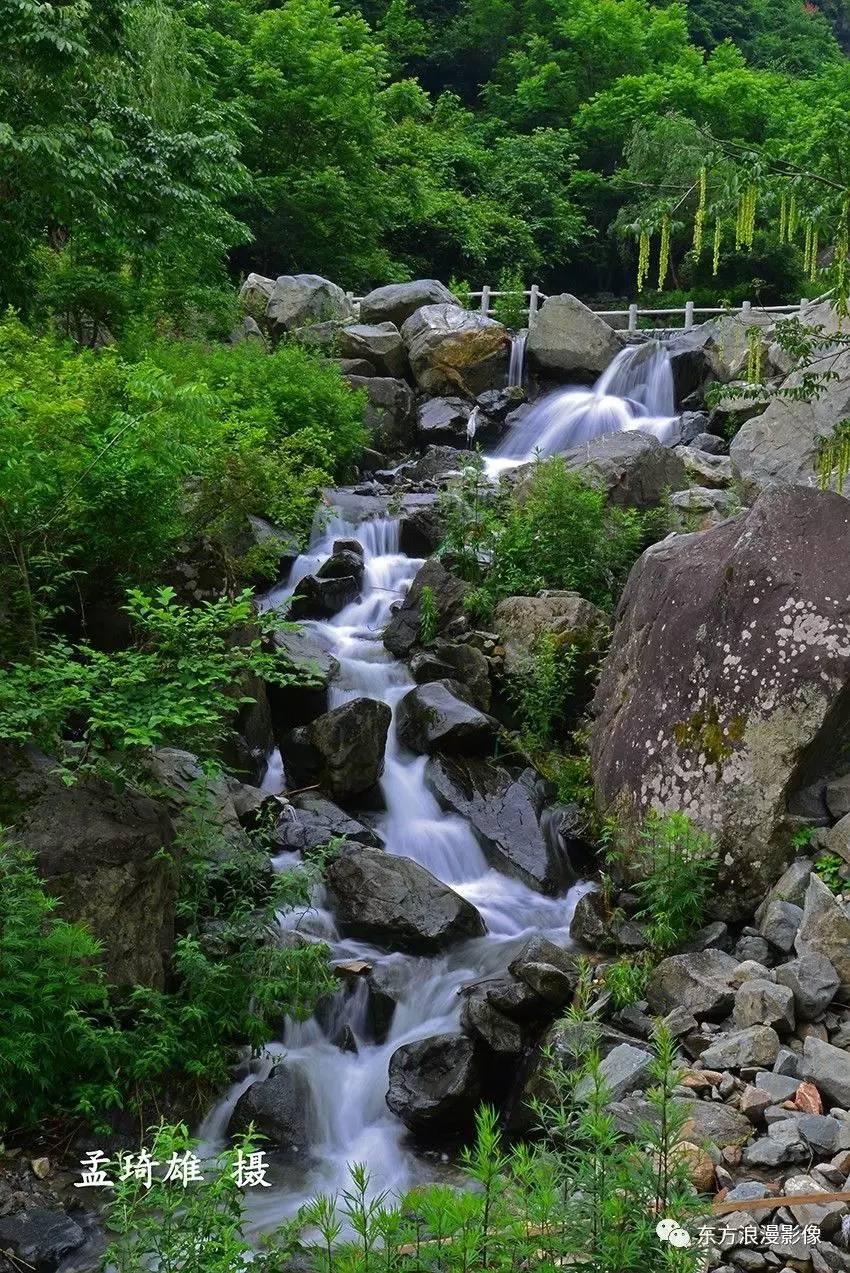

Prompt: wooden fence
[{"left": 348, "top": 288, "right": 814, "bottom": 333}]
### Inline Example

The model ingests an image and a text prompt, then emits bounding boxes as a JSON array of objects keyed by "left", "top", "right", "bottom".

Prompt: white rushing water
[
  {"left": 487, "top": 341, "right": 678, "bottom": 478},
  {"left": 508, "top": 330, "right": 528, "bottom": 389},
  {"left": 200, "top": 508, "right": 591, "bottom": 1230}
]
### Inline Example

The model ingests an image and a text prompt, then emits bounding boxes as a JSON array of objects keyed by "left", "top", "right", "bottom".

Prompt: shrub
[
  {"left": 506, "top": 632, "right": 578, "bottom": 747},
  {"left": 608, "top": 812, "right": 719, "bottom": 952},
  {"left": 418, "top": 584, "right": 438, "bottom": 644}
]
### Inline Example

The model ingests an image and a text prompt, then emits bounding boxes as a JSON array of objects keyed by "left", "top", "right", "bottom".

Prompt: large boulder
[
  {"left": 516, "top": 433, "right": 687, "bottom": 510},
  {"left": 229, "top": 1066, "right": 312, "bottom": 1150},
  {"left": 386, "top": 1032, "right": 481, "bottom": 1134},
  {"left": 592, "top": 486, "right": 850, "bottom": 920},
  {"left": 794, "top": 873, "right": 850, "bottom": 989},
  {"left": 411, "top": 639, "right": 492, "bottom": 712},
  {"left": 0, "top": 1209, "right": 87, "bottom": 1270},
  {"left": 702, "top": 310, "right": 775, "bottom": 382},
  {"left": 268, "top": 625, "right": 340, "bottom": 728},
  {"left": 288, "top": 571, "right": 360, "bottom": 620},
  {"left": 383, "top": 558, "right": 469, "bottom": 657},
  {"left": 493, "top": 591, "right": 609, "bottom": 676},
  {"left": 526, "top": 294, "right": 624, "bottom": 380},
  {"left": 280, "top": 698, "right": 391, "bottom": 800},
  {"left": 325, "top": 847, "right": 486, "bottom": 952},
  {"left": 345, "top": 375, "right": 416, "bottom": 454},
  {"left": 645, "top": 950, "right": 739, "bottom": 1020},
  {"left": 4, "top": 747, "right": 176, "bottom": 989},
  {"left": 396, "top": 681, "right": 498, "bottom": 755},
  {"left": 401, "top": 304, "right": 509, "bottom": 396},
  {"left": 238, "top": 272, "right": 275, "bottom": 317},
  {"left": 265, "top": 273, "right": 354, "bottom": 333},
  {"left": 339, "top": 323, "right": 408, "bottom": 379},
  {"left": 665, "top": 328, "right": 720, "bottom": 407},
  {"left": 731, "top": 344, "right": 850, "bottom": 498},
  {"left": 360, "top": 279, "right": 457, "bottom": 327},
  {"left": 425, "top": 755, "right": 573, "bottom": 893},
  {"left": 416, "top": 396, "right": 471, "bottom": 445}
]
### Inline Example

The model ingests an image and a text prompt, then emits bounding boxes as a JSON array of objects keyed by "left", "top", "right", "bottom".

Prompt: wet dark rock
[
  {"left": 230, "top": 1066, "right": 312, "bottom": 1149},
  {"left": 508, "top": 935, "right": 581, "bottom": 1008},
  {"left": 425, "top": 755, "right": 572, "bottom": 894},
  {"left": 268, "top": 625, "right": 340, "bottom": 729},
  {"left": 399, "top": 445, "right": 468, "bottom": 483},
  {"left": 269, "top": 793, "right": 382, "bottom": 854},
  {"left": 288, "top": 571, "right": 360, "bottom": 620},
  {"left": 383, "top": 558, "right": 469, "bottom": 657},
  {"left": 317, "top": 549, "right": 365, "bottom": 588},
  {"left": 0, "top": 1208, "right": 86, "bottom": 1271},
  {"left": 346, "top": 376, "right": 416, "bottom": 455},
  {"left": 570, "top": 889, "right": 647, "bottom": 951},
  {"left": 325, "top": 847, "right": 486, "bottom": 953},
  {"left": 592, "top": 487, "right": 850, "bottom": 921},
  {"left": 396, "top": 681, "right": 498, "bottom": 755},
  {"left": 460, "top": 982, "right": 529, "bottom": 1054},
  {"left": 476, "top": 387, "right": 525, "bottom": 424},
  {"left": 666, "top": 328, "right": 721, "bottom": 407},
  {"left": 280, "top": 698, "right": 391, "bottom": 800},
  {"left": 416, "top": 396, "right": 471, "bottom": 445},
  {"left": 386, "top": 1032, "right": 481, "bottom": 1134}
]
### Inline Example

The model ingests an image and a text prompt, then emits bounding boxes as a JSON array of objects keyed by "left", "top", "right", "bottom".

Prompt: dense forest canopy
[{"left": 3, "top": 0, "right": 850, "bottom": 328}]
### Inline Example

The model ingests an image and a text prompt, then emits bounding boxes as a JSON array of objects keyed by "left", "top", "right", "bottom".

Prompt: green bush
[
  {"left": 506, "top": 632, "right": 578, "bottom": 748},
  {"left": 0, "top": 316, "right": 366, "bottom": 655}
]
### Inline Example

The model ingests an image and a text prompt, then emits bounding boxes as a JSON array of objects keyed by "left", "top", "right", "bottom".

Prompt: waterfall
[
  {"left": 489, "top": 342, "right": 678, "bottom": 475},
  {"left": 200, "top": 503, "right": 591, "bottom": 1231},
  {"left": 508, "top": 330, "right": 528, "bottom": 388}
]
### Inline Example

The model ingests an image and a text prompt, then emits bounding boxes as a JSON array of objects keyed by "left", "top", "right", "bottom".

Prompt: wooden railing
[{"left": 347, "top": 289, "right": 815, "bottom": 332}]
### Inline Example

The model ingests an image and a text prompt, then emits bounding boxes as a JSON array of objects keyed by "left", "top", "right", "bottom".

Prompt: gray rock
[
  {"left": 795, "top": 1114, "right": 842, "bottom": 1155},
  {"left": 525, "top": 431, "right": 687, "bottom": 510},
  {"left": 690, "top": 432, "right": 728, "bottom": 455},
  {"left": 755, "top": 1072, "right": 801, "bottom": 1101},
  {"left": 775, "top": 953, "right": 840, "bottom": 1022},
  {"left": 759, "top": 899, "right": 803, "bottom": 953},
  {"left": 386, "top": 1032, "right": 481, "bottom": 1134},
  {"left": 526, "top": 293, "right": 624, "bottom": 379},
  {"left": 346, "top": 375, "right": 416, "bottom": 454},
  {"left": 823, "top": 810, "right": 850, "bottom": 863},
  {"left": 677, "top": 445, "right": 734, "bottom": 489},
  {"left": 325, "top": 847, "right": 486, "bottom": 953},
  {"left": 733, "top": 935, "right": 772, "bottom": 965},
  {"left": 795, "top": 874, "right": 850, "bottom": 989},
  {"left": 396, "top": 681, "right": 498, "bottom": 755},
  {"left": 493, "top": 591, "right": 609, "bottom": 676},
  {"left": 401, "top": 304, "right": 509, "bottom": 397},
  {"left": 700, "top": 1025, "right": 781, "bottom": 1070},
  {"left": 592, "top": 487, "right": 850, "bottom": 921},
  {"left": 755, "top": 857, "right": 814, "bottom": 921},
  {"left": 289, "top": 571, "right": 360, "bottom": 619},
  {"left": 734, "top": 980, "right": 795, "bottom": 1034},
  {"left": 508, "top": 935, "right": 580, "bottom": 1007},
  {"left": 360, "top": 279, "right": 457, "bottom": 327},
  {"left": 416, "top": 396, "right": 471, "bottom": 444},
  {"left": 575, "top": 1043, "right": 653, "bottom": 1102},
  {"left": 826, "top": 773, "right": 850, "bottom": 821},
  {"left": 461, "top": 981, "right": 530, "bottom": 1054},
  {"left": 425, "top": 754, "right": 573, "bottom": 894},
  {"left": 339, "top": 323, "right": 408, "bottom": 379},
  {"left": 742, "top": 1134, "right": 808, "bottom": 1168},
  {"left": 238, "top": 272, "right": 275, "bottom": 316},
  {"left": 570, "top": 889, "right": 647, "bottom": 951},
  {"left": 268, "top": 624, "right": 340, "bottom": 728},
  {"left": 266, "top": 273, "right": 354, "bottom": 332},
  {"left": 383, "top": 558, "right": 469, "bottom": 658},
  {"left": 0, "top": 1208, "right": 86, "bottom": 1268},
  {"left": 801, "top": 1036, "right": 850, "bottom": 1108},
  {"left": 280, "top": 697, "right": 391, "bottom": 799},
  {"left": 645, "top": 949, "right": 739, "bottom": 1020},
  {"left": 230, "top": 1066, "right": 312, "bottom": 1149},
  {"left": 677, "top": 1099, "right": 754, "bottom": 1148},
  {"left": 270, "top": 793, "right": 382, "bottom": 854},
  {"left": 783, "top": 1173, "right": 847, "bottom": 1236}
]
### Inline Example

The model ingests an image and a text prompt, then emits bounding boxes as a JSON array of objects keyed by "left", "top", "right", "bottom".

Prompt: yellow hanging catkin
[
  {"left": 658, "top": 214, "right": 671, "bottom": 289},
  {"left": 804, "top": 222, "right": 813, "bottom": 276},
  {"left": 712, "top": 219, "right": 722, "bottom": 276},
  {"left": 809, "top": 226, "right": 819, "bottom": 283},
  {"left": 693, "top": 166, "right": 707, "bottom": 256},
  {"left": 743, "top": 184, "right": 757, "bottom": 248},
  {"left": 779, "top": 192, "right": 787, "bottom": 245},
  {"left": 789, "top": 192, "right": 798, "bottom": 239},
  {"left": 836, "top": 196, "right": 849, "bottom": 321},
  {"left": 637, "top": 229, "right": 650, "bottom": 292}
]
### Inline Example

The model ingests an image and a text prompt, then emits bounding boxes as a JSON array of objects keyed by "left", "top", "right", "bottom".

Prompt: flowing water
[
  {"left": 508, "top": 330, "right": 528, "bottom": 388},
  {"left": 487, "top": 341, "right": 678, "bottom": 478},
  {"left": 200, "top": 508, "right": 591, "bottom": 1229}
]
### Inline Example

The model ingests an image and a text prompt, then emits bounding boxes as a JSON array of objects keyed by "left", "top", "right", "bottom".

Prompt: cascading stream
[{"left": 200, "top": 508, "right": 590, "bottom": 1231}]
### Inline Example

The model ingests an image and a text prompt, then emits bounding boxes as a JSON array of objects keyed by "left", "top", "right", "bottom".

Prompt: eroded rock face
[
  {"left": 401, "top": 304, "right": 509, "bottom": 397},
  {"left": 265, "top": 273, "right": 354, "bottom": 332},
  {"left": 4, "top": 747, "right": 176, "bottom": 989},
  {"left": 359, "top": 279, "right": 457, "bottom": 327},
  {"left": 592, "top": 486, "right": 850, "bottom": 919},
  {"left": 325, "top": 847, "right": 486, "bottom": 952},
  {"left": 493, "top": 591, "right": 609, "bottom": 676},
  {"left": 526, "top": 293, "right": 624, "bottom": 379},
  {"left": 386, "top": 1032, "right": 481, "bottom": 1134}
]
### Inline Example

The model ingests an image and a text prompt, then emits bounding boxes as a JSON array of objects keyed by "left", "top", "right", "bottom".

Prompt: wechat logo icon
[{"left": 656, "top": 1218, "right": 693, "bottom": 1248}]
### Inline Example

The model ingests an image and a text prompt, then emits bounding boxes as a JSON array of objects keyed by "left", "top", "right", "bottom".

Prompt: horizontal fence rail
[{"left": 346, "top": 289, "right": 815, "bottom": 332}]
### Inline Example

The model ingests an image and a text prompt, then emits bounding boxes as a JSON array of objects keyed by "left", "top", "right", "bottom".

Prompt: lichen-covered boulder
[
  {"left": 493, "top": 591, "right": 609, "bottom": 676},
  {"left": 401, "top": 304, "right": 509, "bottom": 396},
  {"left": 526, "top": 293, "right": 624, "bottom": 380},
  {"left": 592, "top": 486, "right": 850, "bottom": 920}
]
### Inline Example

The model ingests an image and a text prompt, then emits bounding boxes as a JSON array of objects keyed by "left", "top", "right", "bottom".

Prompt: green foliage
[
  {"left": 0, "top": 316, "right": 365, "bottom": 654},
  {"left": 443, "top": 456, "right": 647, "bottom": 614},
  {"left": 96, "top": 1020, "right": 702, "bottom": 1272},
  {"left": 608, "top": 812, "right": 719, "bottom": 952},
  {"left": 0, "top": 587, "right": 311, "bottom": 777},
  {"left": 506, "top": 633, "right": 578, "bottom": 748},
  {"left": 814, "top": 851, "right": 846, "bottom": 894},
  {"left": 418, "top": 584, "right": 438, "bottom": 644},
  {"left": 492, "top": 268, "right": 527, "bottom": 329},
  {"left": 604, "top": 953, "right": 652, "bottom": 1009}
]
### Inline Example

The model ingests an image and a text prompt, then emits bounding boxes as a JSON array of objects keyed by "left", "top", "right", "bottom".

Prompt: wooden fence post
[
  {"left": 480, "top": 285, "right": 491, "bottom": 316},
  {"left": 528, "top": 284, "right": 539, "bottom": 327},
  {"left": 628, "top": 303, "right": 638, "bottom": 333}
]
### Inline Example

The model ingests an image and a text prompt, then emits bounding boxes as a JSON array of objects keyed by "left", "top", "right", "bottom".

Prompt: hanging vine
[
  {"left": 712, "top": 219, "right": 722, "bottom": 276},
  {"left": 657, "top": 214, "right": 671, "bottom": 289},
  {"left": 745, "top": 326, "right": 764, "bottom": 384},
  {"left": 637, "top": 228, "right": 650, "bottom": 292},
  {"left": 693, "top": 166, "right": 707, "bottom": 256}
]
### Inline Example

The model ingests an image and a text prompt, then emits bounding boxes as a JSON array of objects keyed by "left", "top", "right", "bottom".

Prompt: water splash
[
  {"left": 508, "top": 330, "right": 528, "bottom": 388},
  {"left": 489, "top": 342, "right": 678, "bottom": 475}
]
